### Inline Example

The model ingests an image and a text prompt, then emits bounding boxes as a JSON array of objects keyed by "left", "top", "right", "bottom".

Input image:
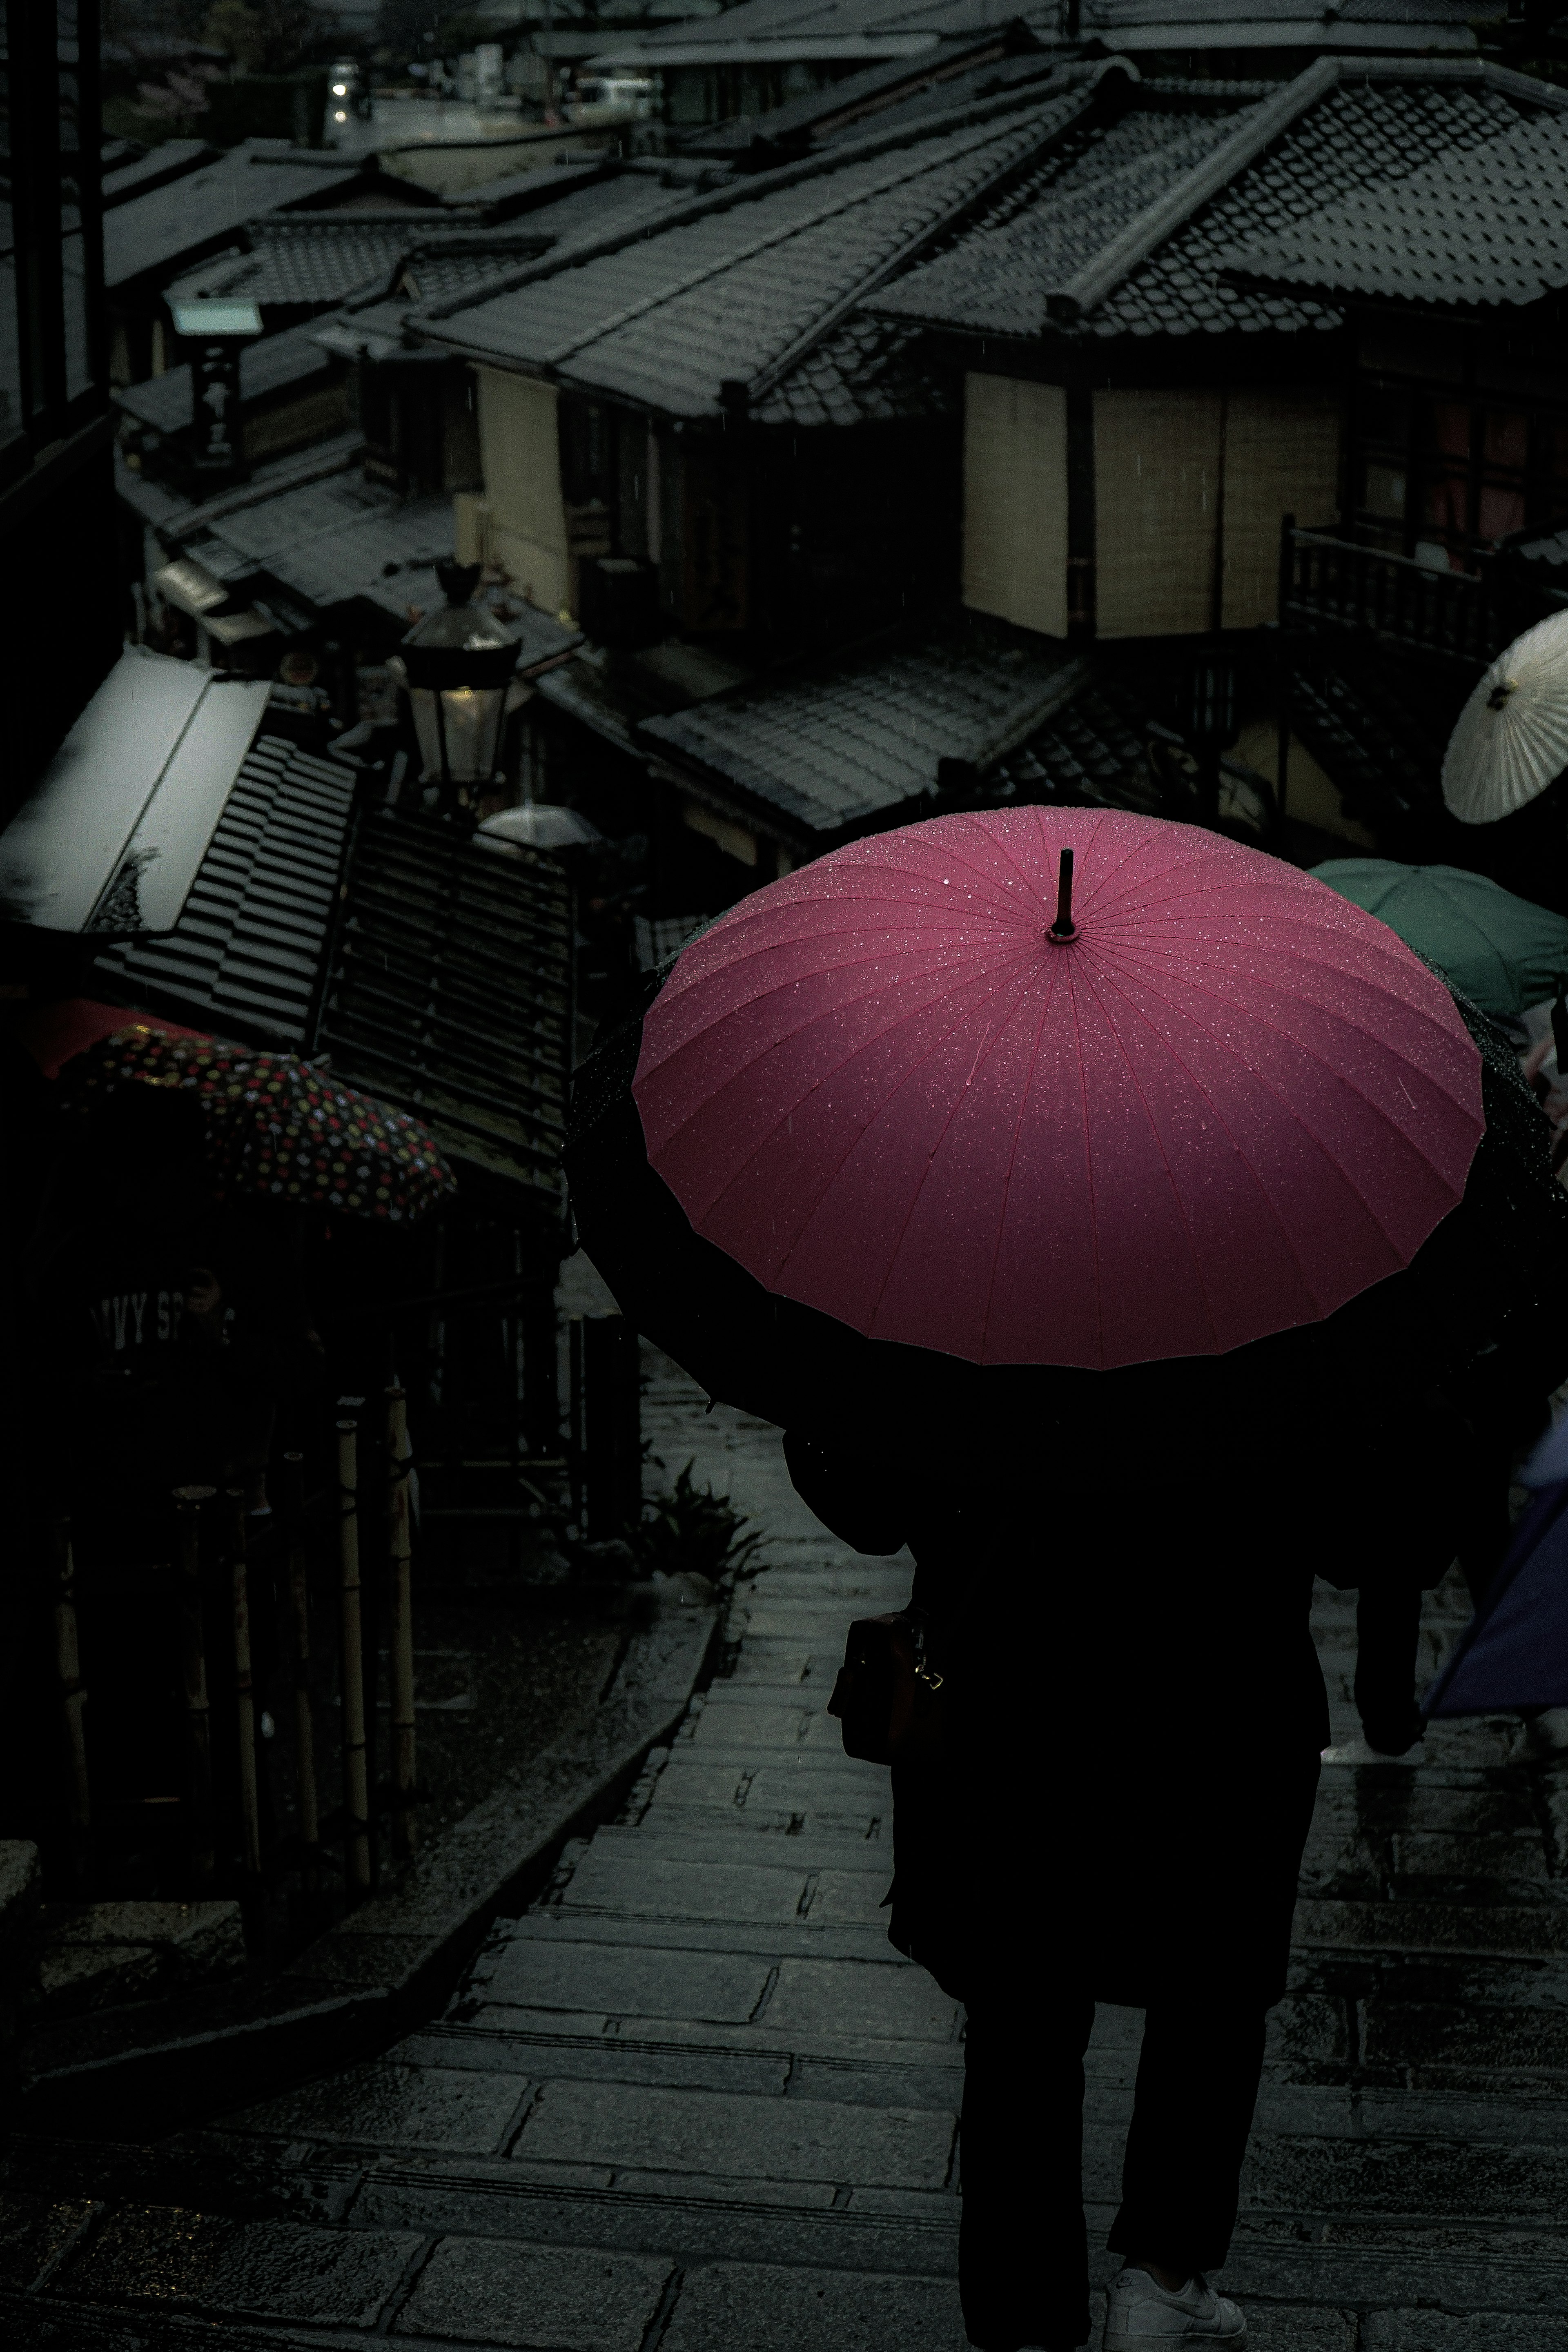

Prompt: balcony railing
[{"left": 1279, "top": 525, "right": 1568, "bottom": 674}]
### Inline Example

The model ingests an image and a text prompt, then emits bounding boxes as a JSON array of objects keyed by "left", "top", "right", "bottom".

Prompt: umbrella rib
[
  {"left": 724, "top": 953, "right": 1043, "bottom": 1285},
  {"left": 657, "top": 915, "right": 1034, "bottom": 1025},
  {"left": 647, "top": 937, "right": 1037, "bottom": 1089},
  {"left": 1070, "top": 958, "right": 1226, "bottom": 1349},
  {"left": 977, "top": 961, "right": 1066, "bottom": 1363},
  {"left": 858, "top": 958, "right": 1051, "bottom": 1340},
  {"left": 1107, "top": 938, "right": 1481, "bottom": 1128},
  {"left": 1090, "top": 959, "right": 1459, "bottom": 1270},
  {"left": 1062, "top": 957, "right": 1106, "bottom": 1367}
]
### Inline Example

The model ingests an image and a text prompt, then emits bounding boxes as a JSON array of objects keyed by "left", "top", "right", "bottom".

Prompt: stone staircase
[{"left": 1, "top": 1358, "right": 1566, "bottom": 2350}]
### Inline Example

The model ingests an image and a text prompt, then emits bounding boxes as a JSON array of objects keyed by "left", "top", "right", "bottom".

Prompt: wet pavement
[{"left": 4, "top": 1350, "right": 1568, "bottom": 2348}]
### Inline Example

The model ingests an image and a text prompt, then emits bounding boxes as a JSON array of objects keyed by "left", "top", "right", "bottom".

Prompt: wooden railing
[{"left": 1278, "top": 523, "right": 1568, "bottom": 674}]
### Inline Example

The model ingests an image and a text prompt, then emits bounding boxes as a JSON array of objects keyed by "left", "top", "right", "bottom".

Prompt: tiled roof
[
  {"left": 1220, "top": 109, "right": 1568, "bottom": 310},
  {"left": 682, "top": 42, "right": 1065, "bottom": 156},
  {"left": 93, "top": 732, "right": 355, "bottom": 1049},
  {"left": 104, "top": 142, "right": 366, "bottom": 289},
  {"left": 165, "top": 453, "right": 580, "bottom": 657},
  {"left": 595, "top": 0, "right": 1061, "bottom": 63},
  {"left": 641, "top": 629, "right": 1083, "bottom": 834},
  {"left": 183, "top": 476, "right": 457, "bottom": 617},
  {"left": 416, "top": 84, "right": 1092, "bottom": 422},
  {"left": 115, "top": 316, "right": 340, "bottom": 434},
  {"left": 751, "top": 311, "right": 950, "bottom": 426},
  {"left": 873, "top": 99, "right": 1255, "bottom": 334},
  {"left": 871, "top": 63, "right": 1557, "bottom": 343},
  {"left": 102, "top": 139, "right": 214, "bottom": 210},
  {"left": 314, "top": 173, "right": 728, "bottom": 362},
  {"left": 989, "top": 678, "right": 1160, "bottom": 813},
  {"left": 164, "top": 218, "right": 482, "bottom": 310},
  {"left": 1080, "top": 0, "right": 1477, "bottom": 31}
]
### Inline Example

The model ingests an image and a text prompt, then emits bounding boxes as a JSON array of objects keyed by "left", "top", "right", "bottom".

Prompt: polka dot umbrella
[{"left": 62, "top": 1025, "right": 457, "bottom": 1223}]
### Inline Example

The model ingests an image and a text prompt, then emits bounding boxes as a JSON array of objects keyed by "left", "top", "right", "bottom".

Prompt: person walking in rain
[
  {"left": 790, "top": 1431, "right": 1322, "bottom": 2351},
  {"left": 564, "top": 806, "right": 1568, "bottom": 2350}
]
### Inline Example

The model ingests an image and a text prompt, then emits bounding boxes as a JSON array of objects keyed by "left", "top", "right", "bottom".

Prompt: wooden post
[
  {"left": 51, "top": 1518, "right": 90, "bottom": 1882},
  {"left": 567, "top": 1314, "right": 585, "bottom": 1530},
  {"left": 282, "top": 1452, "right": 318, "bottom": 1891},
  {"left": 337, "top": 1419, "right": 371, "bottom": 1893},
  {"left": 228, "top": 1490, "right": 262, "bottom": 1879},
  {"left": 1276, "top": 513, "right": 1294, "bottom": 833},
  {"left": 174, "top": 1485, "right": 217, "bottom": 1889},
  {"left": 584, "top": 1313, "right": 642, "bottom": 1540},
  {"left": 385, "top": 1389, "right": 417, "bottom": 1860}
]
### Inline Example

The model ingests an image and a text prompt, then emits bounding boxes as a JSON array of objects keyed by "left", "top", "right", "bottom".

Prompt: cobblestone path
[{"left": 9, "top": 1347, "right": 1568, "bottom": 2349}]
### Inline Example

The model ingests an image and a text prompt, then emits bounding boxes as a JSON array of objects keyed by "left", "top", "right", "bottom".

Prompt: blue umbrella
[{"left": 1424, "top": 1418, "right": 1568, "bottom": 1715}]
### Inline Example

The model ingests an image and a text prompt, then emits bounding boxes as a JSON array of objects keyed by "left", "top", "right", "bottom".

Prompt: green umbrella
[{"left": 1311, "top": 859, "right": 1568, "bottom": 1019}]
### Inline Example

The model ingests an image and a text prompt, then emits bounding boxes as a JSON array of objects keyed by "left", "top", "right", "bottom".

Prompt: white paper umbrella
[
  {"left": 478, "top": 802, "right": 602, "bottom": 850},
  {"left": 1443, "top": 610, "right": 1568, "bottom": 825}
]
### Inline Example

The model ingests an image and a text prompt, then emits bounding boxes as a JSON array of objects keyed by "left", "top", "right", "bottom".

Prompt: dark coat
[{"left": 790, "top": 1442, "right": 1328, "bottom": 2012}]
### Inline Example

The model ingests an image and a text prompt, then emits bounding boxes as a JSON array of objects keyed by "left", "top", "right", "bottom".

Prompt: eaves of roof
[
  {"left": 871, "top": 56, "right": 1568, "bottom": 343},
  {"left": 676, "top": 33, "right": 1022, "bottom": 154},
  {"left": 588, "top": 32, "right": 938, "bottom": 60},
  {"left": 1089, "top": 15, "right": 1474, "bottom": 41},
  {"left": 103, "top": 147, "right": 369, "bottom": 291},
  {"left": 639, "top": 629, "right": 1088, "bottom": 836},
  {"left": 410, "top": 59, "right": 1131, "bottom": 417},
  {"left": 158, "top": 434, "right": 366, "bottom": 541},
  {"left": 1218, "top": 103, "right": 1568, "bottom": 312}
]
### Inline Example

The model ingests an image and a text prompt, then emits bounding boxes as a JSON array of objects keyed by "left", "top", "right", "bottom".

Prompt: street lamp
[{"left": 389, "top": 562, "right": 519, "bottom": 804}]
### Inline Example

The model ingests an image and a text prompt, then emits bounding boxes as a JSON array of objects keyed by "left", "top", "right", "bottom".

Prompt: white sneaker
[
  {"left": 1103, "top": 2266, "right": 1247, "bottom": 2345},
  {"left": 1533, "top": 1706, "right": 1568, "bottom": 1751},
  {"left": 1320, "top": 1734, "right": 1421, "bottom": 1766}
]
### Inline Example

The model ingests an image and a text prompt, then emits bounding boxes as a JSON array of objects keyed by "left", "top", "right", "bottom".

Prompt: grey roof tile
[
  {"left": 423, "top": 91, "right": 1085, "bottom": 421},
  {"left": 871, "top": 68, "right": 1547, "bottom": 343},
  {"left": 642, "top": 630, "right": 1081, "bottom": 833},
  {"left": 165, "top": 218, "right": 489, "bottom": 309},
  {"left": 93, "top": 733, "right": 356, "bottom": 1048},
  {"left": 872, "top": 102, "right": 1254, "bottom": 334},
  {"left": 102, "top": 139, "right": 214, "bottom": 209},
  {"left": 191, "top": 478, "right": 457, "bottom": 614},
  {"left": 104, "top": 143, "right": 365, "bottom": 289},
  {"left": 599, "top": 0, "right": 1060, "bottom": 58},
  {"left": 1220, "top": 109, "right": 1568, "bottom": 309}
]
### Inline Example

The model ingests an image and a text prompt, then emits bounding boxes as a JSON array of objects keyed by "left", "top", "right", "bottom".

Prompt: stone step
[
  {"left": 552, "top": 1846, "right": 893, "bottom": 1930},
  {"left": 405, "top": 2014, "right": 968, "bottom": 2110},
  {"left": 1292, "top": 1899, "right": 1568, "bottom": 1962},
  {"left": 503, "top": 1911, "right": 904, "bottom": 1964},
  {"left": 587, "top": 1822, "right": 894, "bottom": 1875},
  {"left": 349, "top": 2154, "right": 962, "bottom": 2278}
]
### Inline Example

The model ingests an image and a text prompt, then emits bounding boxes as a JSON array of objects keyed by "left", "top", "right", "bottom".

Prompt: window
[
  {"left": 0, "top": 2, "right": 107, "bottom": 488},
  {"left": 1352, "top": 375, "right": 1568, "bottom": 569}
]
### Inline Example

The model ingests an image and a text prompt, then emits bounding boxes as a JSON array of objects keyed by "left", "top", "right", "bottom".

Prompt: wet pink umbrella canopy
[{"left": 633, "top": 809, "right": 1485, "bottom": 1370}]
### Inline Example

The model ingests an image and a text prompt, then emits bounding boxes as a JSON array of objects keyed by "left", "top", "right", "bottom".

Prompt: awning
[{"left": 0, "top": 647, "right": 272, "bottom": 938}]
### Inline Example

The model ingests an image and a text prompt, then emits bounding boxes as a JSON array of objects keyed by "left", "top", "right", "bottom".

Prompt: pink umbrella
[{"left": 633, "top": 809, "right": 1485, "bottom": 1371}]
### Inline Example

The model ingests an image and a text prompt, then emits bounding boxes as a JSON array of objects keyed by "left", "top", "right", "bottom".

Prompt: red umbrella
[
  {"left": 60, "top": 1027, "right": 457, "bottom": 1223},
  {"left": 633, "top": 809, "right": 1485, "bottom": 1371},
  {"left": 6, "top": 998, "right": 205, "bottom": 1080}
]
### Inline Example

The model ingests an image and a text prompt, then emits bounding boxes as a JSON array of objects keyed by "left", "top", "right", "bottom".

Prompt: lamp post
[{"left": 389, "top": 562, "right": 519, "bottom": 810}]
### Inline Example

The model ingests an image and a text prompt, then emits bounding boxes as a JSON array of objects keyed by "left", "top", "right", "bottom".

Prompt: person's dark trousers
[
  {"left": 1354, "top": 1584, "right": 1425, "bottom": 1755},
  {"left": 1105, "top": 2002, "right": 1267, "bottom": 2274},
  {"left": 960, "top": 1992, "right": 1095, "bottom": 2350},
  {"left": 958, "top": 1994, "right": 1268, "bottom": 2351}
]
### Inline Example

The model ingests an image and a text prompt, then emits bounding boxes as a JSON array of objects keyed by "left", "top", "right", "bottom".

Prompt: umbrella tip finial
[{"left": 1049, "top": 847, "right": 1077, "bottom": 942}]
